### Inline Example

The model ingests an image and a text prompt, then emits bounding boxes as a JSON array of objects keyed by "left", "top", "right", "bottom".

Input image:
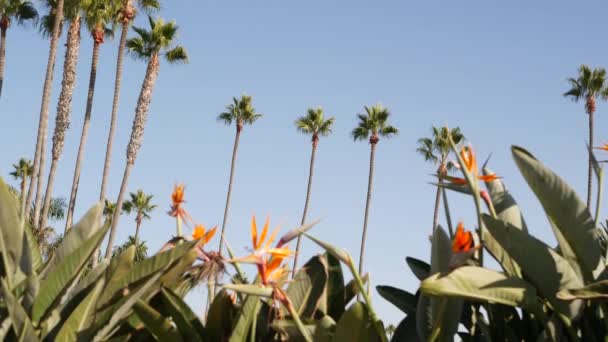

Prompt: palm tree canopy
[
  {"left": 295, "top": 107, "right": 335, "bottom": 138},
  {"left": 0, "top": 0, "right": 38, "bottom": 26},
  {"left": 126, "top": 16, "right": 189, "bottom": 63},
  {"left": 10, "top": 158, "right": 33, "bottom": 180},
  {"left": 416, "top": 126, "right": 464, "bottom": 165},
  {"left": 122, "top": 189, "right": 157, "bottom": 221},
  {"left": 82, "top": 0, "right": 119, "bottom": 37},
  {"left": 351, "top": 104, "right": 398, "bottom": 141},
  {"left": 112, "top": 235, "right": 147, "bottom": 262},
  {"left": 39, "top": 0, "right": 82, "bottom": 37},
  {"left": 103, "top": 199, "right": 117, "bottom": 217},
  {"left": 564, "top": 65, "right": 607, "bottom": 102},
  {"left": 217, "top": 94, "right": 263, "bottom": 127}
]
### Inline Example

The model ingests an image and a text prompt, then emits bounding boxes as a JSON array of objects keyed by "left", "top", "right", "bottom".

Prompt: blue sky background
[{"left": 2, "top": 0, "right": 608, "bottom": 326}]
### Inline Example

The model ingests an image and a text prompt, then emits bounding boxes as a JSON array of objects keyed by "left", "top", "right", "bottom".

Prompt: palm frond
[{"left": 164, "top": 45, "right": 188, "bottom": 64}]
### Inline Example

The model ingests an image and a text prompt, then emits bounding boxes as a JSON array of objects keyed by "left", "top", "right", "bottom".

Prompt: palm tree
[
  {"left": 122, "top": 189, "right": 156, "bottom": 244},
  {"left": 99, "top": 0, "right": 159, "bottom": 203},
  {"left": 416, "top": 126, "right": 464, "bottom": 237},
  {"left": 9, "top": 158, "right": 33, "bottom": 216},
  {"left": 217, "top": 95, "right": 263, "bottom": 255},
  {"left": 112, "top": 236, "right": 147, "bottom": 262},
  {"left": 291, "top": 107, "right": 334, "bottom": 276},
  {"left": 24, "top": 0, "right": 64, "bottom": 236},
  {"left": 352, "top": 104, "right": 398, "bottom": 276},
  {"left": 103, "top": 199, "right": 117, "bottom": 223},
  {"left": 38, "top": 0, "right": 83, "bottom": 233},
  {"left": 64, "top": 0, "right": 119, "bottom": 231},
  {"left": 0, "top": 0, "right": 37, "bottom": 98},
  {"left": 564, "top": 65, "right": 607, "bottom": 209},
  {"left": 104, "top": 16, "right": 188, "bottom": 260}
]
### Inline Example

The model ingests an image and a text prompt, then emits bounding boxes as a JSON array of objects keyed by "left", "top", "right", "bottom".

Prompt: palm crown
[
  {"left": 122, "top": 189, "right": 157, "bottom": 223},
  {"left": 116, "top": 0, "right": 159, "bottom": 24},
  {"left": 39, "top": 0, "right": 80, "bottom": 36},
  {"left": 82, "top": 0, "right": 120, "bottom": 40},
  {"left": 103, "top": 199, "right": 117, "bottom": 219},
  {"left": 218, "top": 95, "right": 263, "bottom": 130},
  {"left": 0, "top": 0, "right": 38, "bottom": 27},
  {"left": 295, "top": 107, "right": 335, "bottom": 142},
  {"left": 564, "top": 64, "right": 607, "bottom": 114},
  {"left": 351, "top": 104, "right": 398, "bottom": 143},
  {"left": 10, "top": 158, "right": 33, "bottom": 180},
  {"left": 126, "top": 16, "right": 189, "bottom": 63},
  {"left": 417, "top": 126, "right": 464, "bottom": 167}
]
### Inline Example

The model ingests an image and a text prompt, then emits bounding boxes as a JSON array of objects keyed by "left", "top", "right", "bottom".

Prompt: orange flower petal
[
  {"left": 251, "top": 216, "right": 258, "bottom": 249},
  {"left": 449, "top": 177, "right": 467, "bottom": 185},
  {"left": 192, "top": 224, "right": 206, "bottom": 240},
  {"left": 203, "top": 226, "right": 217, "bottom": 244},
  {"left": 264, "top": 227, "right": 280, "bottom": 250},
  {"left": 258, "top": 216, "right": 270, "bottom": 250}
]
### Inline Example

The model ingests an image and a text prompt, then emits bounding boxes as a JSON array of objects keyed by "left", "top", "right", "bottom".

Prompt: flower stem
[
  {"left": 285, "top": 296, "right": 312, "bottom": 342},
  {"left": 176, "top": 216, "right": 182, "bottom": 237}
]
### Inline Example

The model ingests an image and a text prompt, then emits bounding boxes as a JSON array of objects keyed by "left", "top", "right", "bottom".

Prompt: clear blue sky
[{"left": 2, "top": 0, "right": 608, "bottom": 326}]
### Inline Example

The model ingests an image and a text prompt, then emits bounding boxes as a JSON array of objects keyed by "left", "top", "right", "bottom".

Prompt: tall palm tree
[
  {"left": 564, "top": 65, "right": 607, "bottom": 209},
  {"left": 103, "top": 199, "right": 117, "bottom": 222},
  {"left": 292, "top": 107, "right": 334, "bottom": 276},
  {"left": 64, "top": 0, "right": 119, "bottom": 231},
  {"left": 99, "top": 0, "right": 159, "bottom": 203},
  {"left": 0, "top": 0, "right": 37, "bottom": 98},
  {"left": 217, "top": 95, "right": 263, "bottom": 255},
  {"left": 416, "top": 126, "right": 464, "bottom": 237},
  {"left": 122, "top": 189, "right": 156, "bottom": 244},
  {"left": 352, "top": 104, "right": 398, "bottom": 276},
  {"left": 104, "top": 16, "right": 188, "bottom": 259},
  {"left": 38, "top": 0, "right": 83, "bottom": 233},
  {"left": 9, "top": 158, "right": 33, "bottom": 216}
]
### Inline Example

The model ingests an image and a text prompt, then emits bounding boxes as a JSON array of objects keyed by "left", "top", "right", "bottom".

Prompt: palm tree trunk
[
  {"left": 218, "top": 126, "right": 242, "bottom": 255},
  {"left": 26, "top": 0, "right": 65, "bottom": 228},
  {"left": 99, "top": 21, "right": 129, "bottom": 202},
  {"left": 0, "top": 23, "right": 7, "bottom": 99},
  {"left": 65, "top": 40, "right": 101, "bottom": 232},
  {"left": 40, "top": 16, "right": 82, "bottom": 232},
  {"left": 134, "top": 217, "right": 141, "bottom": 245},
  {"left": 19, "top": 177, "right": 26, "bottom": 218},
  {"left": 33, "top": 126, "right": 48, "bottom": 227},
  {"left": 587, "top": 110, "right": 594, "bottom": 209},
  {"left": 292, "top": 139, "right": 317, "bottom": 277},
  {"left": 106, "top": 54, "right": 160, "bottom": 260},
  {"left": 358, "top": 142, "right": 376, "bottom": 276},
  {"left": 105, "top": 163, "right": 132, "bottom": 259}
]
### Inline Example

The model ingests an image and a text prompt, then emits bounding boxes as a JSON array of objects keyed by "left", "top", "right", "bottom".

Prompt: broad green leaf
[
  {"left": 205, "top": 289, "right": 236, "bottom": 341},
  {"left": 32, "top": 224, "right": 109, "bottom": 323},
  {"left": 229, "top": 295, "right": 261, "bottom": 342},
  {"left": 421, "top": 266, "right": 538, "bottom": 309},
  {"left": 0, "top": 317, "right": 12, "bottom": 341},
  {"left": 132, "top": 300, "right": 183, "bottom": 341},
  {"left": 272, "top": 320, "right": 316, "bottom": 341},
  {"left": 405, "top": 257, "right": 430, "bottom": 281},
  {"left": 483, "top": 167, "right": 528, "bottom": 232},
  {"left": 1, "top": 280, "right": 38, "bottom": 341},
  {"left": 482, "top": 214, "right": 583, "bottom": 318},
  {"left": 322, "top": 252, "right": 345, "bottom": 320},
  {"left": 285, "top": 255, "right": 328, "bottom": 319},
  {"left": 390, "top": 314, "right": 419, "bottom": 342},
  {"left": 304, "top": 233, "right": 352, "bottom": 266},
  {"left": 42, "top": 203, "right": 103, "bottom": 278},
  {"left": 21, "top": 220, "right": 41, "bottom": 275},
  {"left": 312, "top": 315, "right": 335, "bottom": 342},
  {"left": 333, "top": 302, "right": 381, "bottom": 342},
  {"left": 0, "top": 178, "right": 25, "bottom": 286},
  {"left": 557, "top": 279, "right": 608, "bottom": 300},
  {"left": 160, "top": 287, "right": 205, "bottom": 342},
  {"left": 344, "top": 273, "right": 368, "bottom": 306},
  {"left": 55, "top": 279, "right": 105, "bottom": 341},
  {"left": 71, "top": 259, "right": 109, "bottom": 298},
  {"left": 376, "top": 286, "right": 416, "bottom": 315},
  {"left": 512, "top": 146, "right": 604, "bottom": 281},
  {"left": 222, "top": 284, "right": 273, "bottom": 298}
]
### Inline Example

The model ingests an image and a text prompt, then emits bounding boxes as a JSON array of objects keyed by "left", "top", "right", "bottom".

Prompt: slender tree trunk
[
  {"left": 40, "top": 16, "right": 82, "bottom": 232},
  {"left": 218, "top": 125, "right": 242, "bottom": 255},
  {"left": 26, "top": 0, "right": 65, "bottom": 228},
  {"left": 19, "top": 177, "right": 26, "bottom": 218},
  {"left": 292, "top": 138, "right": 318, "bottom": 277},
  {"left": 33, "top": 124, "right": 48, "bottom": 227},
  {"left": 65, "top": 40, "right": 102, "bottom": 232},
  {"left": 587, "top": 109, "right": 594, "bottom": 210},
  {"left": 0, "top": 23, "right": 7, "bottom": 99},
  {"left": 105, "top": 54, "right": 160, "bottom": 259},
  {"left": 134, "top": 216, "right": 141, "bottom": 245},
  {"left": 358, "top": 141, "right": 377, "bottom": 276},
  {"left": 442, "top": 188, "right": 454, "bottom": 238},
  {"left": 431, "top": 162, "right": 446, "bottom": 234},
  {"left": 99, "top": 19, "right": 130, "bottom": 202}
]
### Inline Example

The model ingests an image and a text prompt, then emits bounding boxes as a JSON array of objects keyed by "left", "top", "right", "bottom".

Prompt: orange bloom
[
  {"left": 171, "top": 184, "right": 185, "bottom": 206},
  {"left": 192, "top": 224, "right": 217, "bottom": 245},
  {"left": 250, "top": 216, "right": 292, "bottom": 259},
  {"left": 168, "top": 184, "right": 192, "bottom": 224},
  {"left": 449, "top": 145, "right": 498, "bottom": 185},
  {"left": 595, "top": 143, "right": 608, "bottom": 151},
  {"left": 452, "top": 222, "right": 474, "bottom": 253}
]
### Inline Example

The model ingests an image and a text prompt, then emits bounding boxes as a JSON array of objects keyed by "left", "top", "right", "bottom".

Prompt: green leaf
[
  {"left": 0, "top": 178, "right": 25, "bottom": 286},
  {"left": 1, "top": 280, "right": 38, "bottom": 341},
  {"left": 482, "top": 214, "right": 583, "bottom": 319},
  {"left": 70, "top": 259, "right": 109, "bottom": 298},
  {"left": 312, "top": 315, "right": 335, "bottom": 342},
  {"left": 421, "top": 266, "right": 538, "bottom": 309},
  {"left": 512, "top": 146, "right": 604, "bottom": 281},
  {"left": 55, "top": 279, "right": 105, "bottom": 341},
  {"left": 222, "top": 284, "right": 273, "bottom": 298},
  {"left": 285, "top": 255, "right": 328, "bottom": 319},
  {"left": 333, "top": 302, "right": 381, "bottom": 342},
  {"left": 42, "top": 203, "right": 103, "bottom": 278},
  {"left": 32, "top": 224, "right": 109, "bottom": 323},
  {"left": 405, "top": 257, "right": 430, "bottom": 281},
  {"left": 160, "top": 287, "right": 205, "bottom": 342},
  {"left": 23, "top": 220, "right": 42, "bottom": 274},
  {"left": 304, "top": 233, "right": 352, "bottom": 266},
  {"left": 322, "top": 252, "right": 345, "bottom": 320},
  {"left": 390, "top": 314, "right": 419, "bottom": 342},
  {"left": 557, "top": 279, "right": 608, "bottom": 300},
  {"left": 132, "top": 300, "right": 183, "bottom": 341},
  {"left": 344, "top": 273, "right": 368, "bottom": 306},
  {"left": 376, "top": 286, "right": 416, "bottom": 315},
  {"left": 483, "top": 167, "right": 528, "bottom": 232},
  {"left": 272, "top": 320, "right": 316, "bottom": 341},
  {"left": 204, "top": 289, "right": 235, "bottom": 341},
  {"left": 229, "top": 295, "right": 261, "bottom": 342}
]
